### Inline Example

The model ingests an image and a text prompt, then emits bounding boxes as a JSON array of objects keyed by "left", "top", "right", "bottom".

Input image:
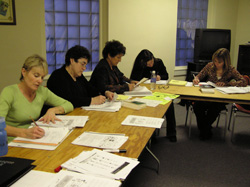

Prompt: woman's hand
[
  {"left": 128, "top": 83, "right": 136, "bottom": 91},
  {"left": 91, "top": 95, "right": 106, "bottom": 105},
  {"left": 216, "top": 82, "right": 225, "bottom": 87},
  {"left": 105, "top": 91, "right": 114, "bottom": 101},
  {"left": 39, "top": 108, "right": 62, "bottom": 124},
  {"left": 156, "top": 75, "right": 161, "bottom": 81},
  {"left": 130, "top": 80, "right": 139, "bottom": 84},
  {"left": 24, "top": 126, "right": 45, "bottom": 139},
  {"left": 193, "top": 77, "right": 200, "bottom": 85}
]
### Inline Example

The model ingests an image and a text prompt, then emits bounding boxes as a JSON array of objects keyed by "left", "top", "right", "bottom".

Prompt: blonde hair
[
  {"left": 212, "top": 48, "right": 231, "bottom": 72},
  {"left": 20, "top": 54, "right": 48, "bottom": 80}
]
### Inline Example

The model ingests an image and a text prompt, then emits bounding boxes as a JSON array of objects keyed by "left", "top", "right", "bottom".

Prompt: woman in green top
[{"left": 0, "top": 54, "right": 73, "bottom": 142}]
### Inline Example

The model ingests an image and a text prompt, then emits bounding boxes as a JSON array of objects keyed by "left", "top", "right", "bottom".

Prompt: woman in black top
[
  {"left": 130, "top": 49, "right": 169, "bottom": 81},
  {"left": 47, "top": 45, "right": 113, "bottom": 108},
  {"left": 130, "top": 49, "right": 177, "bottom": 142}
]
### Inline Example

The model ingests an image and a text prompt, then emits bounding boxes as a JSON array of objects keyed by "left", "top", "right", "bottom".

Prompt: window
[
  {"left": 175, "top": 0, "right": 208, "bottom": 66},
  {"left": 44, "top": 0, "right": 99, "bottom": 74}
]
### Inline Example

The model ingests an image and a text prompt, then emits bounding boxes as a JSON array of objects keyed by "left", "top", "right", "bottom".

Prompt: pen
[
  {"left": 103, "top": 149, "right": 127, "bottom": 153},
  {"left": 29, "top": 116, "right": 39, "bottom": 127},
  {"left": 54, "top": 165, "right": 62, "bottom": 172}
]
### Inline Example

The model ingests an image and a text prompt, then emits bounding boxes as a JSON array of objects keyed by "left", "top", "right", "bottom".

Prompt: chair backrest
[
  {"left": 243, "top": 75, "right": 250, "bottom": 85},
  {"left": 235, "top": 104, "right": 250, "bottom": 114}
]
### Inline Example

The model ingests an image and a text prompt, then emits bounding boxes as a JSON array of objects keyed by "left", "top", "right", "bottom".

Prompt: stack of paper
[
  {"left": 121, "top": 115, "right": 164, "bottom": 129},
  {"left": 61, "top": 149, "right": 139, "bottom": 181},
  {"left": 122, "top": 100, "right": 147, "bottom": 110},
  {"left": 33, "top": 115, "right": 89, "bottom": 129},
  {"left": 215, "top": 86, "right": 250, "bottom": 94},
  {"left": 9, "top": 127, "right": 72, "bottom": 150},
  {"left": 82, "top": 101, "right": 122, "bottom": 112},
  {"left": 124, "top": 86, "right": 152, "bottom": 96},
  {"left": 72, "top": 131, "right": 128, "bottom": 149},
  {"left": 168, "top": 79, "right": 187, "bottom": 86},
  {"left": 132, "top": 97, "right": 162, "bottom": 107}
]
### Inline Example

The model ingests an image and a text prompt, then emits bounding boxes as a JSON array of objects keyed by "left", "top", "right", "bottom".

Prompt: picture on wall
[{"left": 0, "top": 0, "right": 16, "bottom": 25}]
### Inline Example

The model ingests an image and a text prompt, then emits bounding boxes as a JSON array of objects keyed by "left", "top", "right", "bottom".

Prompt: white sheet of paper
[
  {"left": 11, "top": 170, "right": 55, "bottom": 187},
  {"left": 72, "top": 131, "right": 128, "bottom": 149},
  {"left": 121, "top": 115, "right": 164, "bottom": 128},
  {"left": 33, "top": 115, "right": 89, "bottom": 129},
  {"left": 61, "top": 149, "right": 139, "bottom": 180},
  {"left": 48, "top": 170, "right": 121, "bottom": 187},
  {"left": 132, "top": 98, "right": 162, "bottom": 107}
]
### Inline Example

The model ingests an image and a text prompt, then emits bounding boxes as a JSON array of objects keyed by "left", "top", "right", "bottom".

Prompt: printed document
[
  {"left": 12, "top": 127, "right": 70, "bottom": 145},
  {"left": 32, "top": 115, "right": 89, "bottom": 129},
  {"left": 121, "top": 115, "right": 164, "bottom": 128},
  {"left": 72, "top": 131, "right": 128, "bottom": 149},
  {"left": 82, "top": 101, "right": 121, "bottom": 112},
  {"left": 61, "top": 149, "right": 139, "bottom": 180}
]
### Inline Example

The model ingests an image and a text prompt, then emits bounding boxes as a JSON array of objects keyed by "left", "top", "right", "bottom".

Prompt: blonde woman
[
  {"left": 0, "top": 55, "right": 73, "bottom": 142},
  {"left": 193, "top": 48, "right": 247, "bottom": 140}
]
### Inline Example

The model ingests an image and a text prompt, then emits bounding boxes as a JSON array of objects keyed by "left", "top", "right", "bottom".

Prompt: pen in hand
[{"left": 29, "top": 116, "right": 39, "bottom": 127}]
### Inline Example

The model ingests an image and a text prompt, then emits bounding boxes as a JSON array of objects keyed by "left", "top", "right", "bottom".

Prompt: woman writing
[
  {"left": 193, "top": 48, "right": 247, "bottom": 140},
  {"left": 90, "top": 40, "right": 138, "bottom": 94},
  {"left": 47, "top": 45, "right": 113, "bottom": 108},
  {"left": 0, "top": 55, "right": 73, "bottom": 142},
  {"left": 130, "top": 49, "right": 177, "bottom": 142},
  {"left": 130, "top": 49, "right": 169, "bottom": 81}
]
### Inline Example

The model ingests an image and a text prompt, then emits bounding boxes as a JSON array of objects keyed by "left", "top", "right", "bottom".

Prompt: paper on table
[
  {"left": 135, "top": 77, "right": 148, "bottom": 86},
  {"left": 132, "top": 98, "right": 162, "bottom": 107},
  {"left": 124, "top": 86, "right": 152, "bottom": 96},
  {"left": 12, "top": 127, "right": 70, "bottom": 146},
  {"left": 32, "top": 115, "right": 89, "bottom": 129},
  {"left": 82, "top": 101, "right": 121, "bottom": 112},
  {"left": 11, "top": 170, "right": 55, "bottom": 187},
  {"left": 143, "top": 92, "right": 179, "bottom": 105},
  {"left": 215, "top": 86, "right": 250, "bottom": 94},
  {"left": 121, "top": 115, "right": 164, "bottom": 129},
  {"left": 72, "top": 131, "right": 128, "bottom": 149},
  {"left": 47, "top": 170, "right": 121, "bottom": 187},
  {"left": 61, "top": 149, "right": 139, "bottom": 180},
  {"left": 144, "top": 79, "right": 168, "bottom": 85}
]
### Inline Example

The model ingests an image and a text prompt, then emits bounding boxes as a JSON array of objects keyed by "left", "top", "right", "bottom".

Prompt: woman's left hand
[
  {"left": 130, "top": 80, "right": 139, "bottom": 84},
  {"left": 156, "top": 75, "right": 161, "bottom": 81},
  {"left": 216, "top": 82, "right": 226, "bottom": 87},
  {"left": 39, "top": 108, "right": 62, "bottom": 124}
]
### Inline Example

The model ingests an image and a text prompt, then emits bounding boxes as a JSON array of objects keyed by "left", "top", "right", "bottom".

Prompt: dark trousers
[
  {"left": 193, "top": 101, "right": 226, "bottom": 133},
  {"left": 165, "top": 102, "right": 176, "bottom": 136}
]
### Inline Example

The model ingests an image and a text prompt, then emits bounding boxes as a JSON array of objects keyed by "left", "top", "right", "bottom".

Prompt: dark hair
[
  {"left": 65, "top": 45, "right": 91, "bottom": 66},
  {"left": 102, "top": 40, "right": 126, "bottom": 59},
  {"left": 134, "top": 49, "right": 154, "bottom": 67},
  {"left": 212, "top": 48, "right": 231, "bottom": 72}
]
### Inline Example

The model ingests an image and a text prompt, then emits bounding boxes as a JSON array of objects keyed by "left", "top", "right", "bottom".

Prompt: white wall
[
  {"left": 0, "top": 0, "right": 46, "bottom": 91},
  {"left": 234, "top": 0, "right": 250, "bottom": 66},
  {"left": 108, "top": 0, "right": 178, "bottom": 80}
]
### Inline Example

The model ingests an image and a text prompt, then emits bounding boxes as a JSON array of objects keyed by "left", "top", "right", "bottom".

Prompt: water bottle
[
  {"left": 150, "top": 70, "right": 156, "bottom": 90},
  {"left": 0, "top": 117, "right": 8, "bottom": 156}
]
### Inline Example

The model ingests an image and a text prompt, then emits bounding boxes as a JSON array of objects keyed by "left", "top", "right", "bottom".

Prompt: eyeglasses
[
  {"left": 158, "top": 85, "right": 169, "bottom": 89},
  {"left": 78, "top": 61, "right": 87, "bottom": 67}
]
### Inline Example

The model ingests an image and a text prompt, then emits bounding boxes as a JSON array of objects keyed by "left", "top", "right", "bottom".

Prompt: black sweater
[
  {"left": 47, "top": 65, "right": 99, "bottom": 107},
  {"left": 130, "top": 58, "right": 169, "bottom": 81}
]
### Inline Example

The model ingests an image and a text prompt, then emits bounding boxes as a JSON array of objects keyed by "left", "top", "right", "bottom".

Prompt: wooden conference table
[
  {"left": 156, "top": 85, "right": 250, "bottom": 105},
  {"left": 6, "top": 101, "right": 171, "bottom": 173}
]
